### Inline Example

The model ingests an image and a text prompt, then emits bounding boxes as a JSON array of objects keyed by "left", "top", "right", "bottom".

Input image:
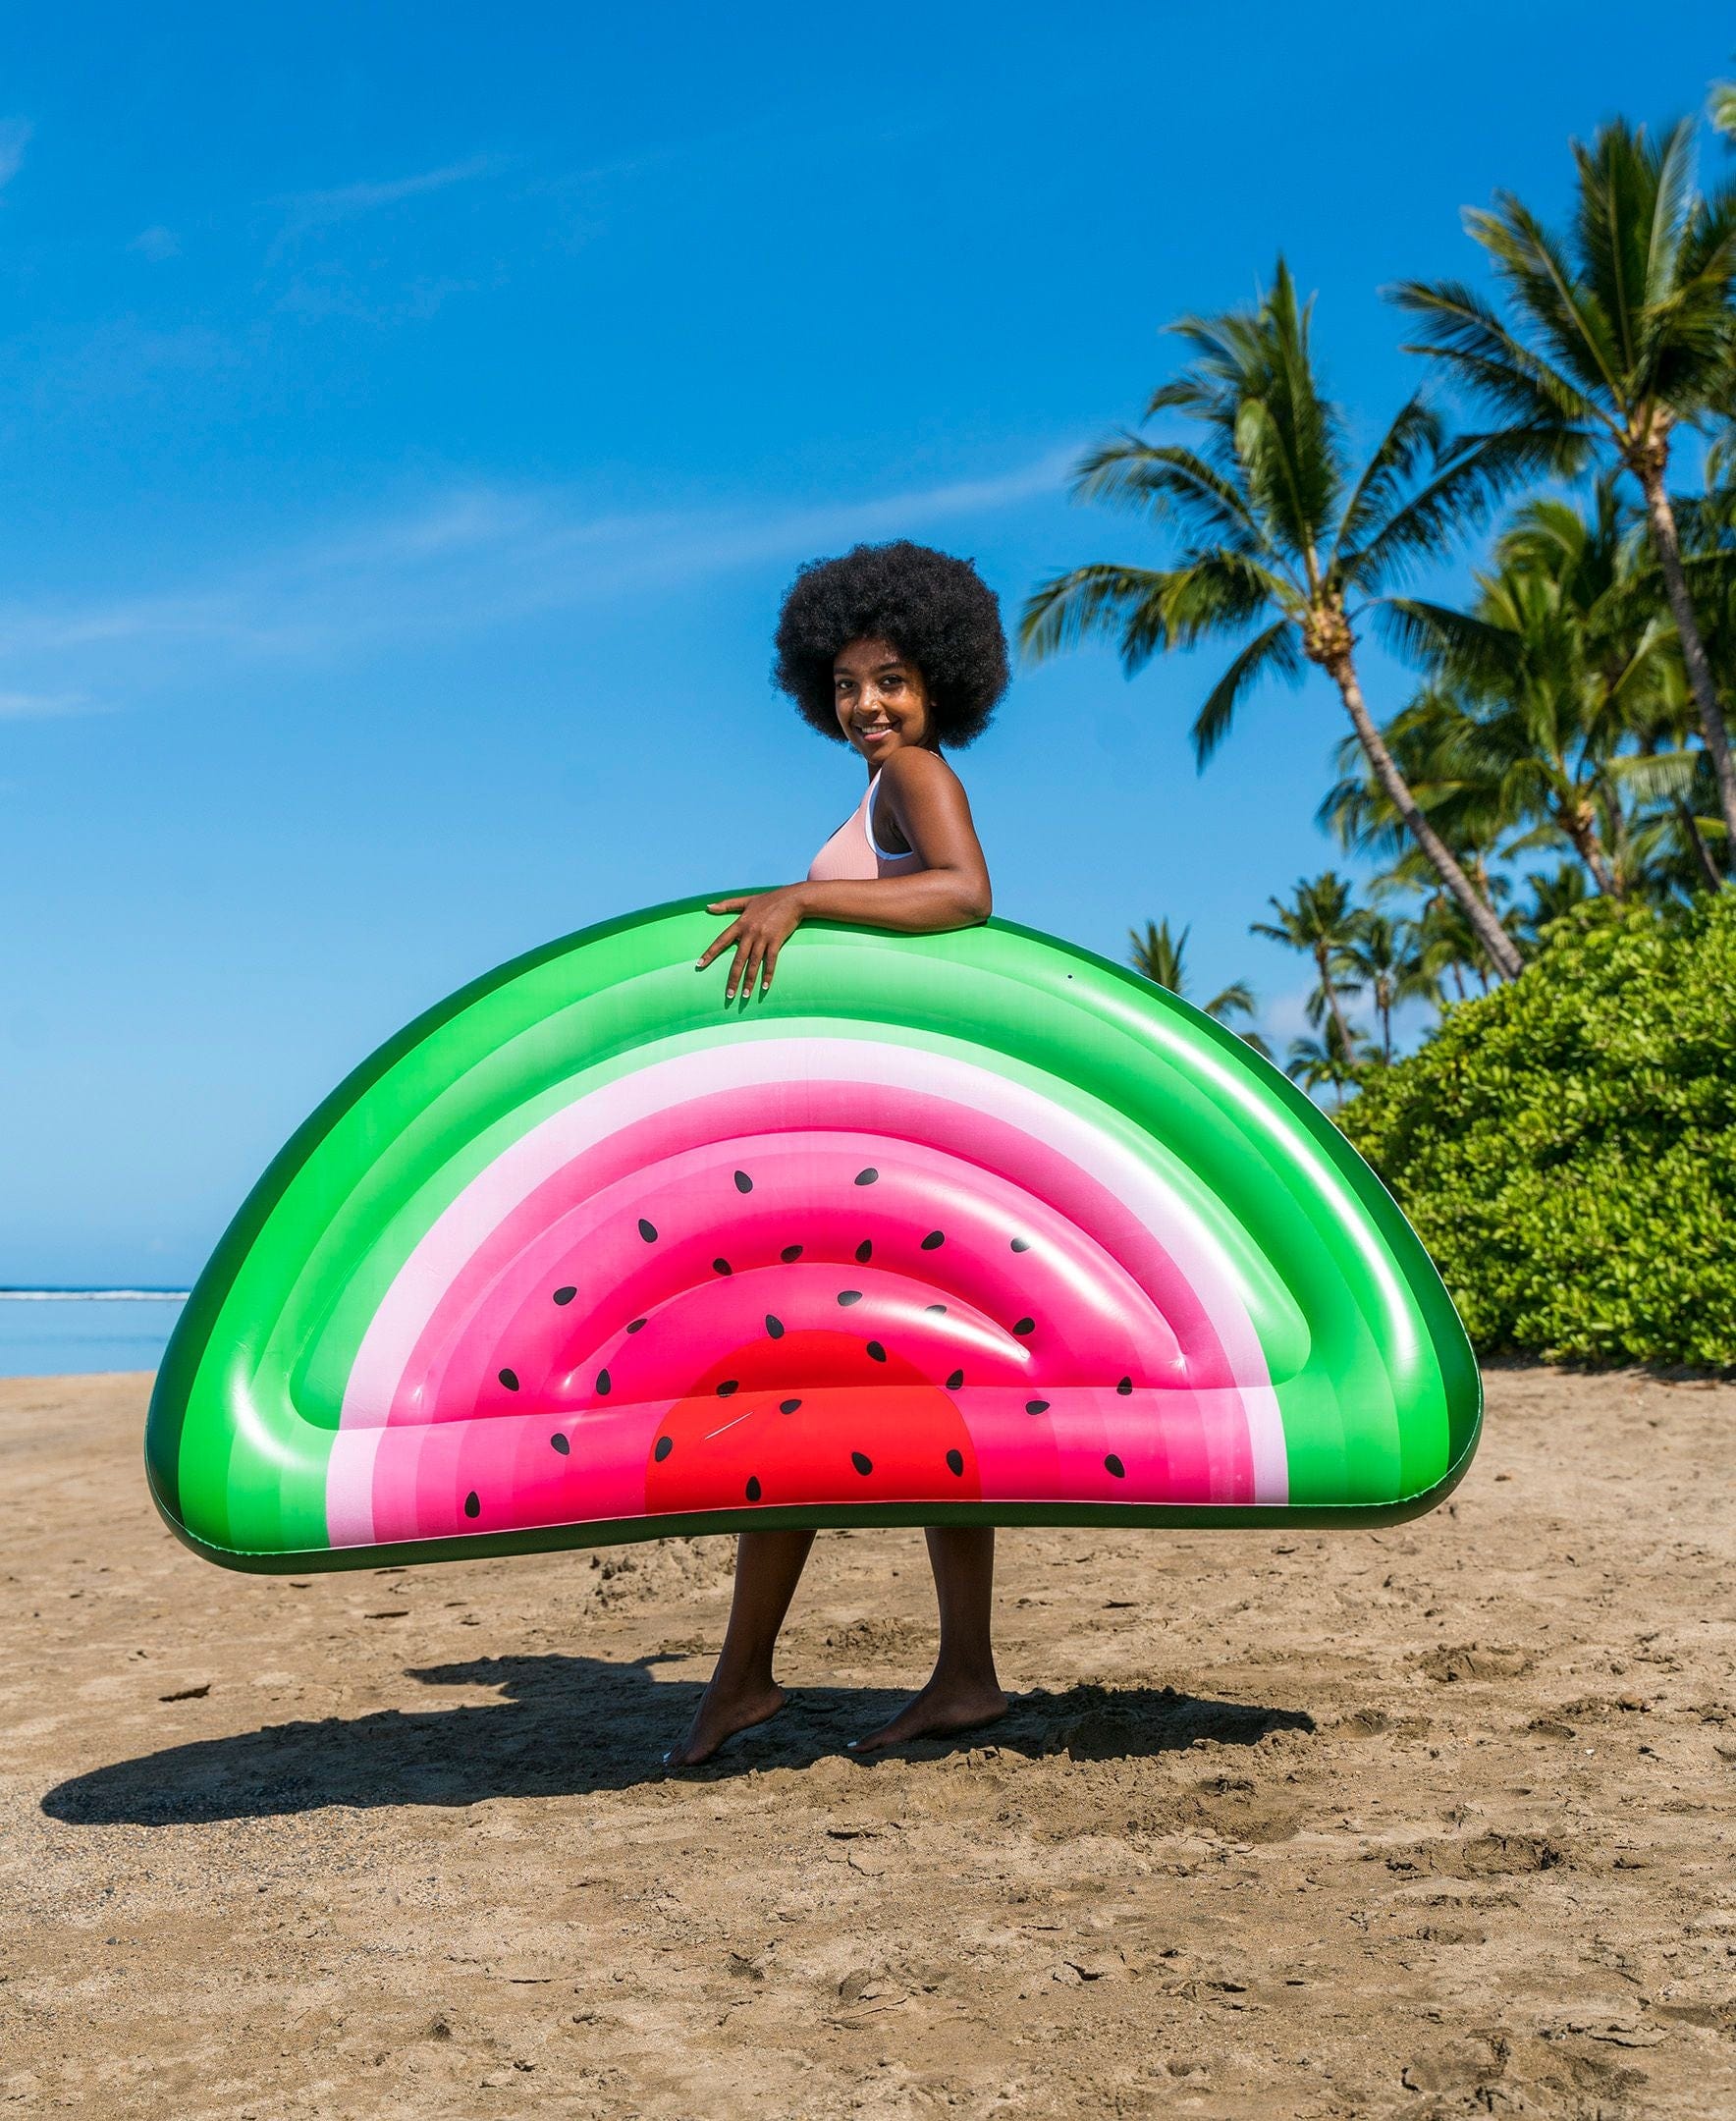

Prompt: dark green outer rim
[{"left": 146, "top": 891, "right": 1482, "bottom": 1546}]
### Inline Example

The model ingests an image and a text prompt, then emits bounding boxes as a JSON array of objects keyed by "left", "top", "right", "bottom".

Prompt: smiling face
[{"left": 832, "top": 637, "right": 938, "bottom": 765}]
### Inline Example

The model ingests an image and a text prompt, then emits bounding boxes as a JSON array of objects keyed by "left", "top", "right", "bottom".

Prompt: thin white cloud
[
  {"left": 1251, "top": 982, "right": 1322, "bottom": 1053},
  {"left": 0, "top": 688, "right": 97, "bottom": 720},
  {"left": 0, "top": 446, "right": 1079, "bottom": 682},
  {"left": 0, "top": 119, "right": 31, "bottom": 190},
  {"left": 276, "top": 154, "right": 496, "bottom": 237},
  {"left": 130, "top": 226, "right": 182, "bottom": 261}
]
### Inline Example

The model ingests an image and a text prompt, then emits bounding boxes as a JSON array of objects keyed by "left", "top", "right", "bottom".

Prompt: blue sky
[{"left": 3, "top": 1, "right": 1732, "bottom": 1284}]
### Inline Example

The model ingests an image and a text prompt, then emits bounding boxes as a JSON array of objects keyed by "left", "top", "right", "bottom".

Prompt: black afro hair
[{"left": 772, "top": 539, "right": 1008, "bottom": 748}]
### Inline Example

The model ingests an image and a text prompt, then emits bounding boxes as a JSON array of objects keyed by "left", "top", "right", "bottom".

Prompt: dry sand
[{"left": 2, "top": 1365, "right": 1733, "bottom": 2119}]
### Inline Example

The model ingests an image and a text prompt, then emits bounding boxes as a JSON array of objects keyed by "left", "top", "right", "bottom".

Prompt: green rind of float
[
  {"left": 150, "top": 1406, "right": 1482, "bottom": 1577},
  {"left": 150, "top": 893, "right": 1480, "bottom": 1559}
]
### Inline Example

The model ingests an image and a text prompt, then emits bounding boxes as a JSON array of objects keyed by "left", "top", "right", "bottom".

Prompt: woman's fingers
[
  {"left": 695, "top": 920, "right": 741, "bottom": 971},
  {"left": 731, "top": 937, "right": 765, "bottom": 1003},
  {"left": 759, "top": 936, "right": 782, "bottom": 994}
]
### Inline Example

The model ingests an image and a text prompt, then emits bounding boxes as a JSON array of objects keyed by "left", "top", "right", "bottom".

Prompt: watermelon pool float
[{"left": 145, "top": 897, "right": 1480, "bottom": 1571}]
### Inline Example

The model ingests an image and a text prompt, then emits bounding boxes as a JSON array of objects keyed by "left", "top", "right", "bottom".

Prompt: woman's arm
[{"left": 698, "top": 749, "right": 992, "bottom": 1000}]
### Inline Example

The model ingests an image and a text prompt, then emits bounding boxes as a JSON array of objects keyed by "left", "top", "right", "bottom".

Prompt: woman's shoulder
[{"left": 879, "top": 745, "right": 964, "bottom": 792}]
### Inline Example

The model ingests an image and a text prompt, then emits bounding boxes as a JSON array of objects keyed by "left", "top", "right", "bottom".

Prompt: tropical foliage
[
  {"left": 1342, "top": 897, "right": 1736, "bottom": 1368},
  {"left": 1029, "top": 83, "right": 1736, "bottom": 1363}
]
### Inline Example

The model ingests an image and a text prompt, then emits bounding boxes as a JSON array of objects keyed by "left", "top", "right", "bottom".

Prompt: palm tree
[
  {"left": 1019, "top": 259, "right": 1530, "bottom": 977},
  {"left": 1387, "top": 488, "right": 1675, "bottom": 897},
  {"left": 1341, "top": 910, "right": 1431, "bottom": 1062},
  {"left": 1518, "top": 861, "right": 1593, "bottom": 942},
  {"left": 1250, "top": 872, "right": 1363, "bottom": 1055},
  {"left": 1126, "top": 918, "right": 1272, "bottom": 1057},
  {"left": 1711, "top": 76, "right": 1736, "bottom": 143},
  {"left": 1284, "top": 1013, "right": 1370, "bottom": 1110},
  {"left": 1392, "top": 118, "right": 1736, "bottom": 865}
]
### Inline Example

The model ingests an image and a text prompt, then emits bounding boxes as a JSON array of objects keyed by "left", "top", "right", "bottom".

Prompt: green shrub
[{"left": 1340, "top": 893, "right": 1736, "bottom": 1369}]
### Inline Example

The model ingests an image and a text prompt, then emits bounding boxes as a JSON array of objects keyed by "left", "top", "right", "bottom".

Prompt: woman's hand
[{"left": 696, "top": 885, "right": 811, "bottom": 1002}]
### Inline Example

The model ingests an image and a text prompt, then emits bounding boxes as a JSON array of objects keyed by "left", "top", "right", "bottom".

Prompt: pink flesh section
[
  {"left": 336, "top": 1169, "right": 1271, "bottom": 1550},
  {"left": 330, "top": 1056, "right": 1287, "bottom": 1547},
  {"left": 343, "top": 1049, "right": 1275, "bottom": 1431}
]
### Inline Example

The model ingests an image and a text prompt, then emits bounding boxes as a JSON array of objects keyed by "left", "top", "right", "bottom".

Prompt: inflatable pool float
[{"left": 145, "top": 897, "right": 1480, "bottom": 1572}]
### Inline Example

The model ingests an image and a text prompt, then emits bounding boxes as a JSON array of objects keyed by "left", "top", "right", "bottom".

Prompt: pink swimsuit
[{"left": 805, "top": 770, "right": 923, "bottom": 883}]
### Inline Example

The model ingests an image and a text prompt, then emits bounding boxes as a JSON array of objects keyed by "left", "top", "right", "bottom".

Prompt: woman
[{"left": 669, "top": 539, "right": 1009, "bottom": 1768}]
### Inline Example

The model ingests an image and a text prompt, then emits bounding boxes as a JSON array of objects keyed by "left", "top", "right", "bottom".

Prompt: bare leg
[
  {"left": 664, "top": 1528, "right": 815, "bottom": 1768},
  {"left": 850, "top": 1526, "right": 1008, "bottom": 1753}
]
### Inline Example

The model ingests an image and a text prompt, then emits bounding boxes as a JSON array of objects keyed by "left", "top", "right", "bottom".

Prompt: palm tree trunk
[
  {"left": 1380, "top": 999, "right": 1391, "bottom": 1063},
  {"left": 1328, "top": 651, "right": 1525, "bottom": 978},
  {"left": 1674, "top": 796, "right": 1722, "bottom": 893},
  {"left": 1636, "top": 462, "right": 1736, "bottom": 871},
  {"left": 1561, "top": 810, "right": 1620, "bottom": 897},
  {"left": 1312, "top": 943, "right": 1354, "bottom": 1057}
]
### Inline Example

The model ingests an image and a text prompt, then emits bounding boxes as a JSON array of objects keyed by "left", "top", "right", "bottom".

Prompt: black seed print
[
  {"left": 498, "top": 1368, "right": 519, "bottom": 1391},
  {"left": 765, "top": 1314, "right": 785, "bottom": 1338},
  {"left": 866, "top": 1341, "right": 887, "bottom": 1362},
  {"left": 854, "top": 1168, "right": 878, "bottom": 1186},
  {"left": 745, "top": 1476, "right": 762, "bottom": 1502},
  {"left": 946, "top": 1448, "right": 964, "bottom": 1477},
  {"left": 627, "top": 1318, "right": 647, "bottom": 1333},
  {"left": 1026, "top": 1399, "right": 1050, "bottom": 1415},
  {"left": 550, "top": 1434, "right": 570, "bottom": 1456},
  {"left": 1116, "top": 1376, "right": 1133, "bottom": 1395},
  {"left": 733, "top": 1169, "right": 753, "bottom": 1193},
  {"left": 1010, "top": 1237, "right": 1031, "bottom": 1253},
  {"left": 850, "top": 1451, "right": 874, "bottom": 1476},
  {"left": 553, "top": 1285, "right": 577, "bottom": 1305},
  {"left": 781, "top": 1243, "right": 803, "bottom": 1262},
  {"left": 838, "top": 1289, "right": 862, "bottom": 1307},
  {"left": 713, "top": 1258, "right": 732, "bottom": 1276},
  {"left": 921, "top": 1229, "right": 945, "bottom": 1251},
  {"left": 638, "top": 1218, "right": 658, "bottom": 1243},
  {"left": 597, "top": 1369, "right": 612, "bottom": 1395},
  {"left": 780, "top": 1398, "right": 801, "bottom": 1414},
  {"left": 1012, "top": 1317, "right": 1035, "bottom": 1337},
  {"left": 1105, "top": 1454, "right": 1126, "bottom": 1479},
  {"left": 654, "top": 1436, "right": 674, "bottom": 1463},
  {"left": 925, "top": 1303, "right": 948, "bottom": 1314},
  {"left": 717, "top": 1380, "right": 738, "bottom": 1397},
  {"left": 855, "top": 1238, "right": 873, "bottom": 1263},
  {"left": 463, "top": 1492, "right": 480, "bottom": 1519},
  {"left": 946, "top": 1369, "right": 964, "bottom": 1390}
]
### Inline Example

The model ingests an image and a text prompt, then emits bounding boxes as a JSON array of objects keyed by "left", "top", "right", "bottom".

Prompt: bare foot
[
  {"left": 663, "top": 1678, "right": 787, "bottom": 1769},
  {"left": 848, "top": 1675, "right": 1008, "bottom": 1755}
]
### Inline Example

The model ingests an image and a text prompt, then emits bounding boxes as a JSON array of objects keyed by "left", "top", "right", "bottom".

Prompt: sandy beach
[{"left": 3, "top": 1364, "right": 1732, "bottom": 2118}]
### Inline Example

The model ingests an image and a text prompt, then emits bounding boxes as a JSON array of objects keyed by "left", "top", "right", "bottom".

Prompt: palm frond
[
  {"left": 1379, "top": 597, "right": 1519, "bottom": 679},
  {"left": 1067, "top": 436, "right": 1262, "bottom": 550},
  {"left": 1344, "top": 425, "right": 1557, "bottom": 591},
  {"left": 1389, "top": 276, "right": 1606, "bottom": 436},
  {"left": 1017, "top": 564, "right": 1172, "bottom": 671},
  {"left": 1330, "top": 394, "right": 1442, "bottom": 562},
  {"left": 1189, "top": 615, "right": 1304, "bottom": 767}
]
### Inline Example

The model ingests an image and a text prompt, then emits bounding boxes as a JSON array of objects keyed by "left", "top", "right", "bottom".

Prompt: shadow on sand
[{"left": 41, "top": 1657, "right": 1315, "bottom": 1824}]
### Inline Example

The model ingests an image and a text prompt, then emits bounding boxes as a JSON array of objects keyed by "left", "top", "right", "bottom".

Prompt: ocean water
[{"left": 0, "top": 1291, "right": 189, "bottom": 1378}]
